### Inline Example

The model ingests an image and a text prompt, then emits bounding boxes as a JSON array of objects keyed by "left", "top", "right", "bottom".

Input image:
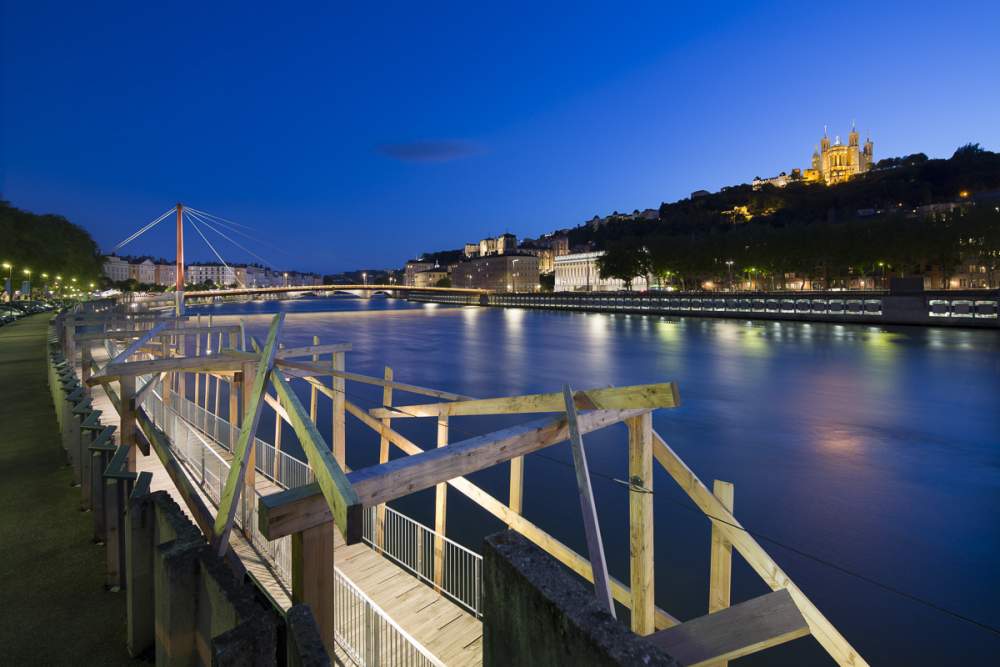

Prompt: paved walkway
[{"left": 0, "top": 314, "right": 142, "bottom": 665}]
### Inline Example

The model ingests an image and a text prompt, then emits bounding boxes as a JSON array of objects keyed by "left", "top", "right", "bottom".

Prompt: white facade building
[
  {"left": 129, "top": 259, "right": 156, "bottom": 285},
  {"left": 553, "top": 251, "right": 648, "bottom": 292},
  {"left": 188, "top": 264, "right": 237, "bottom": 287},
  {"left": 102, "top": 256, "right": 130, "bottom": 282},
  {"left": 154, "top": 263, "right": 176, "bottom": 287}
]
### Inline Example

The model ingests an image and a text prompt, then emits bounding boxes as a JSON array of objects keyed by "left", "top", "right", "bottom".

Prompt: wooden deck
[
  {"left": 334, "top": 531, "right": 483, "bottom": 666},
  {"left": 85, "top": 346, "right": 482, "bottom": 665}
]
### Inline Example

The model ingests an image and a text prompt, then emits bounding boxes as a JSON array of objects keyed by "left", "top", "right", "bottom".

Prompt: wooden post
[
  {"left": 274, "top": 405, "right": 283, "bottom": 456},
  {"left": 292, "top": 522, "right": 335, "bottom": 654},
  {"left": 81, "top": 345, "right": 92, "bottom": 385},
  {"left": 709, "top": 480, "right": 735, "bottom": 616},
  {"left": 433, "top": 415, "right": 448, "bottom": 591},
  {"left": 229, "top": 375, "right": 240, "bottom": 450},
  {"left": 509, "top": 456, "right": 524, "bottom": 523},
  {"left": 121, "top": 376, "right": 137, "bottom": 473},
  {"left": 213, "top": 333, "right": 222, "bottom": 440},
  {"left": 193, "top": 329, "right": 201, "bottom": 410},
  {"left": 161, "top": 338, "right": 170, "bottom": 407},
  {"left": 331, "top": 351, "right": 346, "bottom": 467},
  {"left": 309, "top": 335, "right": 320, "bottom": 423},
  {"left": 176, "top": 334, "right": 185, "bottom": 405},
  {"left": 627, "top": 412, "right": 654, "bottom": 635},
  {"left": 376, "top": 366, "right": 393, "bottom": 551}
]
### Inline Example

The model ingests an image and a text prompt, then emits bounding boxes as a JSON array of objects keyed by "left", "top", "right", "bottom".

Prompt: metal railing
[
  {"left": 363, "top": 505, "right": 484, "bottom": 617},
  {"left": 335, "top": 567, "right": 445, "bottom": 667},
  {"left": 137, "top": 379, "right": 447, "bottom": 665}
]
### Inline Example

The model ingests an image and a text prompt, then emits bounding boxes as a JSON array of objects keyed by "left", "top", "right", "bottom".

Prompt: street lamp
[
  {"left": 23, "top": 268, "right": 32, "bottom": 300},
  {"left": 2, "top": 262, "right": 11, "bottom": 301},
  {"left": 725, "top": 260, "right": 734, "bottom": 291},
  {"left": 362, "top": 272, "right": 367, "bottom": 286}
]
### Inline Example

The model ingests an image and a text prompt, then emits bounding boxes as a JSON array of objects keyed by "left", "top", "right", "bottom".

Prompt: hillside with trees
[
  {"left": 0, "top": 201, "right": 102, "bottom": 283},
  {"left": 589, "top": 144, "right": 1000, "bottom": 290}
]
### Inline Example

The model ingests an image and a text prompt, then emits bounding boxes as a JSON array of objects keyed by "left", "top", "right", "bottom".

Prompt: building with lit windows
[
  {"left": 453, "top": 253, "right": 539, "bottom": 293},
  {"left": 554, "top": 251, "right": 649, "bottom": 292}
]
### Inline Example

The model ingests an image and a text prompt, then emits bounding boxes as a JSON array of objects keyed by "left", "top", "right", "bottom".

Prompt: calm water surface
[{"left": 195, "top": 296, "right": 1000, "bottom": 665}]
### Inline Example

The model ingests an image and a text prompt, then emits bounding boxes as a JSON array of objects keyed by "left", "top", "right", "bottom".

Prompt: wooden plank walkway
[
  {"left": 87, "top": 344, "right": 482, "bottom": 666},
  {"left": 335, "top": 532, "right": 483, "bottom": 666}
]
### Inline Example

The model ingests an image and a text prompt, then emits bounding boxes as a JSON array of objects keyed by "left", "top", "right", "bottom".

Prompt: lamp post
[
  {"left": 362, "top": 272, "right": 367, "bottom": 286},
  {"left": 2, "top": 262, "right": 11, "bottom": 302},
  {"left": 23, "top": 268, "right": 32, "bottom": 300},
  {"left": 725, "top": 260, "right": 734, "bottom": 291}
]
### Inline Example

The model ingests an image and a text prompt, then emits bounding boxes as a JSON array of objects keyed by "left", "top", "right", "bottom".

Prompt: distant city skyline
[{"left": 2, "top": 1, "right": 999, "bottom": 272}]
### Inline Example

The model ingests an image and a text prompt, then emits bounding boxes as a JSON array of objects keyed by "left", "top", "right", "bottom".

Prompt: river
[{"left": 193, "top": 295, "right": 1000, "bottom": 665}]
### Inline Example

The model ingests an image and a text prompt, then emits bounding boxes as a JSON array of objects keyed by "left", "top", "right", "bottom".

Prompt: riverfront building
[
  {"left": 554, "top": 251, "right": 649, "bottom": 292},
  {"left": 453, "top": 253, "right": 539, "bottom": 292},
  {"left": 403, "top": 260, "right": 435, "bottom": 286},
  {"left": 412, "top": 268, "right": 449, "bottom": 288}
]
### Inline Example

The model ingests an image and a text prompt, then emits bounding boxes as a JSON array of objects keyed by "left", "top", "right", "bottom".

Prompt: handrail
[{"left": 334, "top": 567, "right": 445, "bottom": 667}]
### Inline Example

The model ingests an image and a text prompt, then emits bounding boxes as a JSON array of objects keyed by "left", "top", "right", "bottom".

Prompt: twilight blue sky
[{"left": 2, "top": 1, "right": 999, "bottom": 273}]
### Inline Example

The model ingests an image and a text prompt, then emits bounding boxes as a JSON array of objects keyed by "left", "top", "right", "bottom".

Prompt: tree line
[{"left": 0, "top": 200, "right": 103, "bottom": 284}]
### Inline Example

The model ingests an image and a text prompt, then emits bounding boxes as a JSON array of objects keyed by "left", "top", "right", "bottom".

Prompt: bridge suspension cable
[
  {"left": 185, "top": 208, "right": 275, "bottom": 268},
  {"left": 112, "top": 207, "right": 175, "bottom": 251},
  {"left": 185, "top": 206, "right": 297, "bottom": 259},
  {"left": 184, "top": 210, "right": 245, "bottom": 287}
]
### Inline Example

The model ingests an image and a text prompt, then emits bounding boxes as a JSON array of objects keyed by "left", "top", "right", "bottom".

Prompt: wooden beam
[
  {"left": 628, "top": 412, "right": 654, "bottom": 635},
  {"left": 347, "top": 408, "right": 649, "bottom": 506},
  {"left": 278, "top": 342, "right": 352, "bottom": 359},
  {"left": 212, "top": 313, "right": 284, "bottom": 556},
  {"left": 651, "top": 431, "right": 867, "bottom": 667},
  {"left": 564, "top": 384, "right": 615, "bottom": 617},
  {"left": 368, "top": 382, "right": 680, "bottom": 419},
  {"left": 709, "top": 480, "right": 735, "bottom": 616},
  {"left": 647, "top": 589, "right": 809, "bottom": 667},
  {"left": 106, "top": 321, "right": 169, "bottom": 366},
  {"left": 258, "top": 402, "right": 682, "bottom": 629},
  {"left": 276, "top": 358, "right": 471, "bottom": 401},
  {"left": 86, "top": 353, "right": 248, "bottom": 385},
  {"left": 269, "top": 368, "right": 362, "bottom": 544}
]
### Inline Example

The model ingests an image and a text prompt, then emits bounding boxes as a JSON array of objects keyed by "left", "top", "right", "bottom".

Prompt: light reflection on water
[{"left": 195, "top": 297, "right": 1000, "bottom": 665}]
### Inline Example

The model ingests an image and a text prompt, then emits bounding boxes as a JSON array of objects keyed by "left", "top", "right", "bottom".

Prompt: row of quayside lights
[{"left": 3, "top": 261, "right": 97, "bottom": 292}]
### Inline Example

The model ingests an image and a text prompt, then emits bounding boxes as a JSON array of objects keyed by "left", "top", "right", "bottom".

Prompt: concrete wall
[
  {"left": 430, "top": 290, "right": 1000, "bottom": 328},
  {"left": 482, "top": 531, "right": 679, "bottom": 667}
]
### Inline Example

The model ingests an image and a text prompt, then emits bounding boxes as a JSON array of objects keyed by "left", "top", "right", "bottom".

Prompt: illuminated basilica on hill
[{"left": 753, "top": 125, "right": 874, "bottom": 189}]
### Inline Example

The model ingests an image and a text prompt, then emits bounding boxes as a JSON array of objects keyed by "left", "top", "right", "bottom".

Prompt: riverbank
[{"left": 0, "top": 314, "right": 140, "bottom": 665}]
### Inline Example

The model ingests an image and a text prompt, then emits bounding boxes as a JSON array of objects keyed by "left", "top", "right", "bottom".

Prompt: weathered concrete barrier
[{"left": 483, "top": 530, "right": 679, "bottom": 666}]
